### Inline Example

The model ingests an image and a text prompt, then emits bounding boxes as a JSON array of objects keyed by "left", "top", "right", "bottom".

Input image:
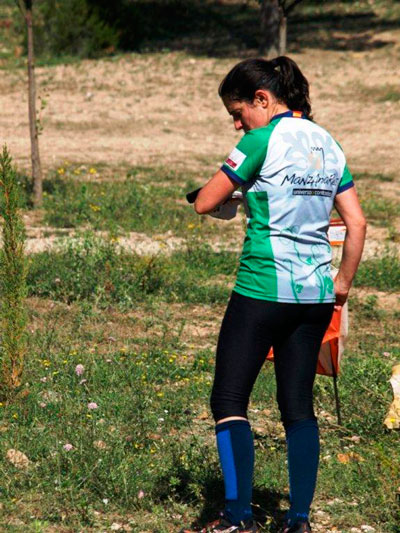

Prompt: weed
[
  {"left": 27, "top": 233, "right": 238, "bottom": 306},
  {"left": 350, "top": 294, "right": 385, "bottom": 320},
  {"left": 355, "top": 251, "right": 400, "bottom": 291},
  {"left": 360, "top": 194, "right": 400, "bottom": 227},
  {"left": 377, "top": 86, "right": 400, "bottom": 102},
  {"left": 0, "top": 297, "right": 399, "bottom": 531},
  {"left": 40, "top": 172, "right": 202, "bottom": 236}
]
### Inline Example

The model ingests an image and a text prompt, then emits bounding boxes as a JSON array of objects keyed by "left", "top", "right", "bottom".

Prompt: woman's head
[{"left": 219, "top": 56, "right": 312, "bottom": 126}]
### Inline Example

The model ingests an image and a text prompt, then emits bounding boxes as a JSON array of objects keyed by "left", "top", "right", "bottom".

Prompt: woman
[{"left": 182, "top": 57, "right": 366, "bottom": 533}]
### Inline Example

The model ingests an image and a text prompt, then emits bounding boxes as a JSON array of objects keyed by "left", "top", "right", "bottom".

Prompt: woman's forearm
[
  {"left": 336, "top": 220, "right": 366, "bottom": 291},
  {"left": 334, "top": 187, "right": 367, "bottom": 306}
]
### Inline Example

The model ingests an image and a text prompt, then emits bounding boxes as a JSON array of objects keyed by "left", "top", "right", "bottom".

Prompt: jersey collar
[{"left": 270, "top": 110, "right": 305, "bottom": 121}]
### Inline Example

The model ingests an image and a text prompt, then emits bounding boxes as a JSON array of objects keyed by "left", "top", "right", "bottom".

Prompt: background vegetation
[
  {"left": 0, "top": 0, "right": 399, "bottom": 62},
  {"left": 0, "top": 0, "right": 400, "bottom": 532}
]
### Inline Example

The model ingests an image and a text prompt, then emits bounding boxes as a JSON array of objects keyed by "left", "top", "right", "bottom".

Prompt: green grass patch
[
  {"left": 0, "top": 333, "right": 218, "bottom": 529},
  {"left": 39, "top": 172, "right": 201, "bottom": 235},
  {"left": 377, "top": 87, "right": 400, "bottom": 102},
  {"left": 355, "top": 251, "right": 400, "bottom": 291},
  {"left": 0, "top": 295, "right": 399, "bottom": 531},
  {"left": 27, "top": 234, "right": 238, "bottom": 306},
  {"left": 27, "top": 235, "right": 400, "bottom": 308},
  {"left": 354, "top": 171, "right": 394, "bottom": 182},
  {"left": 360, "top": 194, "right": 400, "bottom": 227}
]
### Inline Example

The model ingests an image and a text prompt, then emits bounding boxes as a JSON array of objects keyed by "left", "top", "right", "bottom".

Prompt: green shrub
[
  {"left": 41, "top": 175, "right": 200, "bottom": 235},
  {"left": 26, "top": 0, "right": 238, "bottom": 58},
  {"left": 360, "top": 195, "right": 400, "bottom": 227},
  {"left": 0, "top": 146, "right": 28, "bottom": 393},
  {"left": 355, "top": 252, "right": 400, "bottom": 291},
  {"left": 27, "top": 234, "right": 238, "bottom": 306},
  {"left": 31, "top": 0, "right": 118, "bottom": 59}
]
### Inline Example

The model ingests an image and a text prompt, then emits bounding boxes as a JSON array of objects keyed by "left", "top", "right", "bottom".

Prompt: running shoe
[
  {"left": 281, "top": 520, "right": 312, "bottom": 533},
  {"left": 180, "top": 512, "right": 259, "bottom": 532}
]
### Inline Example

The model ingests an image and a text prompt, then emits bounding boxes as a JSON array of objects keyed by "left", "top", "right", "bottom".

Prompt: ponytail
[
  {"left": 218, "top": 56, "right": 313, "bottom": 120},
  {"left": 270, "top": 56, "right": 312, "bottom": 119}
]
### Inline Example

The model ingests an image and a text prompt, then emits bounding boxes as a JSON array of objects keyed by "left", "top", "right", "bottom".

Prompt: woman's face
[{"left": 223, "top": 97, "right": 269, "bottom": 133}]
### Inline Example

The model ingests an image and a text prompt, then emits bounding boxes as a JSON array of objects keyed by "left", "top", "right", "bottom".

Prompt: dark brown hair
[{"left": 218, "top": 56, "right": 312, "bottom": 120}]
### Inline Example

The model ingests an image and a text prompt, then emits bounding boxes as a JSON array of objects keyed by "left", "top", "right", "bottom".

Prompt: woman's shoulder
[{"left": 238, "top": 124, "right": 277, "bottom": 152}]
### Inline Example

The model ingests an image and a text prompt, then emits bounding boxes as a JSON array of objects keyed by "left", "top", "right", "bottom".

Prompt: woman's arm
[
  {"left": 334, "top": 186, "right": 367, "bottom": 308},
  {"left": 194, "top": 170, "right": 239, "bottom": 214}
]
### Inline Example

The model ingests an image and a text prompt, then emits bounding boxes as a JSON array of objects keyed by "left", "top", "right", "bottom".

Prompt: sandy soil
[{"left": 1, "top": 31, "right": 400, "bottom": 177}]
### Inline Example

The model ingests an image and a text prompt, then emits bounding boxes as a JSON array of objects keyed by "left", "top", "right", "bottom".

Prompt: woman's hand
[{"left": 334, "top": 275, "right": 351, "bottom": 310}]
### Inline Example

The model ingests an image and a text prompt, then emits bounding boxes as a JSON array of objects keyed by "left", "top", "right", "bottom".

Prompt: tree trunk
[
  {"left": 279, "top": 14, "right": 287, "bottom": 55},
  {"left": 25, "top": 2, "right": 43, "bottom": 208},
  {"left": 259, "top": 0, "right": 282, "bottom": 57}
]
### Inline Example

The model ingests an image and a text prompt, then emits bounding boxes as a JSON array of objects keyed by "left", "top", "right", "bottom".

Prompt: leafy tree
[
  {"left": 32, "top": 0, "right": 118, "bottom": 58},
  {"left": 259, "top": 0, "right": 305, "bottom": 56}
]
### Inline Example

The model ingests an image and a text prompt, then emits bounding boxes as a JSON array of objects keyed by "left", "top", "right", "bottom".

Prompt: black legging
[{"left": 210, "top": 291, "right": 334, "bottom": 427}]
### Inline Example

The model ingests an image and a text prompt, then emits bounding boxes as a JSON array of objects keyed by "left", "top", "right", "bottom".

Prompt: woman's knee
[
  {"left": 277, "top": 392, "right": 315, "bottom": 427},
  {"left": 210, "top": 388, "right": 248, "bottom": 422}
]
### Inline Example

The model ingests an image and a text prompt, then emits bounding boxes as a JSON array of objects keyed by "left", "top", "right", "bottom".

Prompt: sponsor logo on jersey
[
  {"left": 281, "top": 173, "right": 340, "bottom": 188},
  {"left": 225, "top": 148, "right": 246, "bottom": 170},
  {"left": 293, "top": 188, "right": 332, "bottom": 197}
]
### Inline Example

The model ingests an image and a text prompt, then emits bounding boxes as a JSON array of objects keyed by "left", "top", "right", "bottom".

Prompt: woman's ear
[{"left": 253, "top": 89, "right": 271, "bottom": 108}]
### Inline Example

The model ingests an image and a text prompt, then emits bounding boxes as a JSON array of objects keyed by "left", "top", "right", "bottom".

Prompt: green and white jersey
[{"left": 221, "top": 111, "right": 354, "bottom": 303}]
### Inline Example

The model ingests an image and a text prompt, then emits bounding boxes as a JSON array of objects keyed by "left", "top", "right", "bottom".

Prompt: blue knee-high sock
[
  {"left": 285, "top": 419, "right": 319, "bottom": 525},
  {"left": 215, "top": 420, "right": 254, "bottom": 525}
]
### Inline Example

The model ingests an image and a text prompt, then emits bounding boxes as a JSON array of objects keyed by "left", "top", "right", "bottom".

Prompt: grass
[
  {"left": 40, "top": 172, "right": 200, "bottom": 236},
  {"left": 13, "top": 165, "right": 227, "bottom": 238},
  {"left": 0, "top": 181, "right": 399, "bottom": 530},
  {"left": 0, "top": 282, "right": 399, "bottom": 531},
  {"left": 26, "top": 233, "right": 238, "bottom": 307},
  {"left": 359, "top": 192, "right": 400, "bottom": 227},
  {"left": 355, "top": 251, "right": 400, "bottom": 291},
  {"left": 24, "top": 233, "right": 400, "bottom": 309},
  {"left": 12, "top": 165, "right": 399, "bottom": 236}
]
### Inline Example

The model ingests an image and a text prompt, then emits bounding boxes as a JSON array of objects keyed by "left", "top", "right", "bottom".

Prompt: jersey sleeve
[
  {"left": 337, "top": 164, "right": 354, "bottom": 194},
  {"left": 221, "top": 128, "right": 269, "bottom": 185}
]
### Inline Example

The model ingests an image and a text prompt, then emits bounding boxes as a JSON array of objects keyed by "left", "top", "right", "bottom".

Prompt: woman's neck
[{"left": 268, "top": 102, "right": 290, "bottom": 122}]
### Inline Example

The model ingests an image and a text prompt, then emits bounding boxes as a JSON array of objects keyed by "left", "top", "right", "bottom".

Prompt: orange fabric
[{"left": 266, "top": 307, "right": 342, "bottom": 376}]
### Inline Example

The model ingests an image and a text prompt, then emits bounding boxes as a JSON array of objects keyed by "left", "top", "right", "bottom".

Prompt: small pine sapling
[{"left": 0, "top": 146, "right": 28, "bottom": 395}]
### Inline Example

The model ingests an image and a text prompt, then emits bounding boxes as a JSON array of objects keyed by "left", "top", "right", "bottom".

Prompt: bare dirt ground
[{"left": 1, "top": 31, "right": 400, "bottom": 177}]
